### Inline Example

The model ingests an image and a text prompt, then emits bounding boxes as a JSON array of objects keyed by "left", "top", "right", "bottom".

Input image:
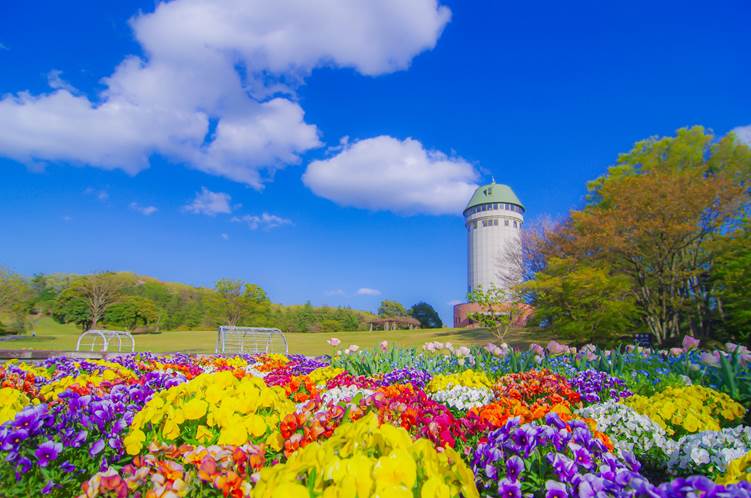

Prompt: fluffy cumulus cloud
[
  {"left": 303, "top": 136, "right": 480, "bottom": 215},
  {"left": 232, "top": 213, "right": 293, "bottom": 230},
  {"left": 183, "top": 188, "right": 234, "bottom": 215},
  {"left": 356, "top": 287, "right": 382, "bottom": 296},
  {"left": 733, "top": 125, "right": 751, "bottom": 146},
  {"left": 0, "top": 0, "right": 450, "bottom": 187}
]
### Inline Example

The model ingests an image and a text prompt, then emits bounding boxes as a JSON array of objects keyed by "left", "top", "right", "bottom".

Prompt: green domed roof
[{"left": 464, "top": 182, "right": 524, "bottom": 212}]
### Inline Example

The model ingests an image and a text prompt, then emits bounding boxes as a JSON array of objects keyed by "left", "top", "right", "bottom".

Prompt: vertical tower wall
[{"left": 465, "top": 204, "right": 523, "bottom": 294}]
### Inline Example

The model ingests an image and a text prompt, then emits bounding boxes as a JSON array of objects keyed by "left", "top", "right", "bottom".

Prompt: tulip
[
  {"left": 327, "top": 338, "right": 341, "bottom": 347},
  {"left": 682, "top": 335, "right": 700, "bottom": 352},
  {"left": 379, "top": 340, "right": 389, "bottom": 352}
]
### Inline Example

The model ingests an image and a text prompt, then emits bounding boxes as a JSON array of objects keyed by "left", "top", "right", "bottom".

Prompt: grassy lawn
[{"left": 0, "top": 317, "right": 555, "bottom": 356}]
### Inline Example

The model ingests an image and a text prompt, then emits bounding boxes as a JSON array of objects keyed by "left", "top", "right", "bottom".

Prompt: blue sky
[{"left": 1, "top": 0, "right": 750, "bottom": 324}]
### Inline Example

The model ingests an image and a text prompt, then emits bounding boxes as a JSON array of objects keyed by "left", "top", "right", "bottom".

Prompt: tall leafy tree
[
  {"left": 68, "top": 273, "right": 126, "bottom": 329},
  {"left": 0, "top": 268, "right": 33, "bottom": 333},
  {"left": 541, "top": 127, "right": 750, "bottom": 344},
  {"left": 409, "top": 302, "right": 443, "bottom": 328},
  {"left": 377, "top": 300, "right": 407, "bottom": 317}
]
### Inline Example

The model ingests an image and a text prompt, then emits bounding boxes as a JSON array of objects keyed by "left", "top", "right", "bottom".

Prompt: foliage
[
  {"left": 0, "top": 268, "right": 33, "bottom": 333},
  {"left": 377, "top": 299, "right": 408, "bottom": 318},
  {"left": 522, "top": 258, "right": 639, "bottom": 345},
  {"left": 467, "top": 285, "right": 525, "bottom": 344},
  {"left": 711, "top": 222, "right": 751, "bottom": 345},
  {"left": 103, "top": 296, "right": 160, "bottom": 331},
  {"left": 537, "top": 127, "right": 751, "bottom": 345},
  {"left": 409, "top": 301, "right": 443, "bottom": 328}
]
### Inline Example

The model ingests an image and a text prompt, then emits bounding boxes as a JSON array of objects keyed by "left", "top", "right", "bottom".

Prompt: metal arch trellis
[
  {"left": 75, "top": 329, "right": 135, "bottom": 353},
  {"left": 215, "top": 326, "right": 288, "bottom": 354}
]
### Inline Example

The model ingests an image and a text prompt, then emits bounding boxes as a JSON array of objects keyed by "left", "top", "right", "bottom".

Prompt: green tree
[
  {"left": 0, "top": 268, "right": 33, "bottom": 333},
  {"left": 213, "top": 279, "right": 272, "bottom": 326},
  {"left": 52, "top": 290, "right": 92, "bottom": 331},
  {"left": 377, "top": 300, "right": 407, "bottom": 317},
  {"left": 523, "top": 258, "right": 639, "bottom": 345},
  {"left": 409, "top": 302, "right": 443, "bottom": 328},
  {"left": 712, "top": 223, "right": 751, "bottom": 344},
  {"left": 467, "top": 286, "right": 525, "bottom": 345},
  {"left": 68, "top": 273, "right": 126, "bottom": 328},
  {"left": 104, "top": 296, "right": 161, "bottom": 331}
]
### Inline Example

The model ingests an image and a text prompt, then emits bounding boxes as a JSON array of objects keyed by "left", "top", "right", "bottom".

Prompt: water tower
[{"left": 453, "top": 180, "right": 524, "bottom": 327}]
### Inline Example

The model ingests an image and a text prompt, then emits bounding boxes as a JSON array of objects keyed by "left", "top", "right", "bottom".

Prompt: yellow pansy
[{"left": 182, "top": 398, "right": 208, "bottom": 420}]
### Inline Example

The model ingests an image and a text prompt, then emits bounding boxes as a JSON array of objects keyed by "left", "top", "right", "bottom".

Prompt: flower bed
[{"left": 0, "top": 338, "right": 748, "bottom": 497}]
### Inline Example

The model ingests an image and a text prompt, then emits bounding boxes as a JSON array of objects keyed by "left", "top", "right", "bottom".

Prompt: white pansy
[
  {"left": 577, "top": 401, "right": 676, "bottom": 467},
  {"left": 668, "top": 426, "right": 751, "bottom": 477},
  {"left": 429, "top": 385, "right": 494, "bottom": 411}
]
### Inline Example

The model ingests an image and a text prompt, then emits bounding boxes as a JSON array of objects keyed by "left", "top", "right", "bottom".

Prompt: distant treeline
[{"left": 0, "top": 270, "right": 443, "bottom": 334}]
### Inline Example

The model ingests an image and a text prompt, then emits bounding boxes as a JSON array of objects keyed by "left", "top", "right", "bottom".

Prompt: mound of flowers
[
  {"left": 625, "top": 385, "right": 746, "bottom": 436},
  {"left": 123, "top": 371, "right": 294, "bottom": 457},
  {"left": 254, "top": 412, "right": 479, "bottom": 498}
]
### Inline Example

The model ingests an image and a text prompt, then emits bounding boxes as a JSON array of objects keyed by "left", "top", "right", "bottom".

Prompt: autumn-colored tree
[{"left": 541, "top": 127, "right": 750, "bottom": 345}]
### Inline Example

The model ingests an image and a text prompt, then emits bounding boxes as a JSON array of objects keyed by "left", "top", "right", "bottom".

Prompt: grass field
[{"left": 0, "top": 317, "right": 554, "bottom": 356}]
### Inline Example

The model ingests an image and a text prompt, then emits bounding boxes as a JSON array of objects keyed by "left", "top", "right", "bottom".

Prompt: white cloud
[
  {"left": 221, "top": 233, "right": 230, "bottom": 240},
  {"left": 129, "top": 202, "right": 158, "bottom": 216},
  {"left": 84, "top": 187, "right": 109, "bottom": 202},
  {"left": 0, "top": 1, "right": 450, "bottom": 186},
  {"left": 303, "top": 136, "right": 480, "bottom": 215},
  {"left": 183, "top": 187, "right": 233, "bottom": 216},
  {"left": 733, "top": 125, "right": 751, "bottom": 146},
  {"left": 356, "top": 287, "right": 382, "bottom": 296},
  {"left": 232, "top": 213, "right": 292, "bottom": 230}
]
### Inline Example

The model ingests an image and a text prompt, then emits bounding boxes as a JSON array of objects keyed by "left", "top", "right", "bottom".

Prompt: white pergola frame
[
  {"left": 215, "top": 326, "right": 288, "bottom": 354},
  {"left": 75, "top": 329, "right": 135, "bottom": 353}
]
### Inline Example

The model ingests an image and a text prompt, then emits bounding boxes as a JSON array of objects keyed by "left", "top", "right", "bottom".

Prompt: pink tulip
[
  {"left": 529, "top": 343, "right": 544, "bottom": 356},
  {"left": 701, "top": 351, "right": 721, "bottom": 367},
  {"left": 546, "top": 340, "right": 569, "bottom": 355},
  {"left": 379, "top": 340, "right": 389, "bottom": 352},
  {"left": 455, "top": 346, "right": 471, "bottom": 357},
  {"left": 682, "top": 335, "right": 700, "bottom": 352},
  {"left": 327, "top": 338, "right": 341, "bottom": 347},
  {"left": 669, "top": 347, "right": 683, "bottom": 357},
  {"left": 347, "top": 344, "right": 360, "bottom": 353}
]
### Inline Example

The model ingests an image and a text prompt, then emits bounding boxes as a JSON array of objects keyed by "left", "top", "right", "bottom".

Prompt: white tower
[{"left": 464, "top": 181, "right": 524, "bottom": 294}]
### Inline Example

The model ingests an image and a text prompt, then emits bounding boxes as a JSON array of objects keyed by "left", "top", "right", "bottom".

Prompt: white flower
[
  {"left": 690, "top": 447, "right": 710, "bottom": 465},
  {"left": 429, "top": 385, "right": 494, "bottom": 411}
]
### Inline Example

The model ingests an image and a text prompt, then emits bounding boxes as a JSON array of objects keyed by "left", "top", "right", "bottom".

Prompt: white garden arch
[
  {"left": 75, "top": 329, "right": 135, "bottom": 353},
  {"left": 215, "top": 326, "right": 288, "bottom": 354}
]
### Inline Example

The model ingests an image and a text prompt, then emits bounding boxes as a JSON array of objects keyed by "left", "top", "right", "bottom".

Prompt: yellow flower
[
  {"left": 124, "top": 429, "right": 146, "bottom": 455},
  {"left": 219, "top": 422, "right": 247, "bottom": 445},
  {"left": 421, "top": 477, "right": 451, "bottom": 498},
  {"left": 195, "top": 425, "right": 214, "bottom": 444},
  {"left": 182, "top": 398, "right": 208, "bottom": 420},
  {"left": 719, "top": 451, "right": 751, "bottom": 484},
  {"left": 271, "top": 483, "right": 309, "bottom": 498},
  {"left": 373, "top": 449, "right": 417, "bottom": 489},
  {"left": 253, "top": 414, "right": 479, "bottom": 498},
  {"left": 0, "top": 388, "right": 32, "bottom": 425}
]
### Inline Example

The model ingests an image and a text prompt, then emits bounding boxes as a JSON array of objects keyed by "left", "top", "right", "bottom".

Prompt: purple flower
[
  {"left": 506, "top": 455, "right": 524, "bottom": 481},
  {"left": 569, "top": 443, "right": 593, "bottom": 470},
  {"left": 41, "top": 481, "right": 56, "bottom": 495},
  {"left": 61, "top": 461, "right": 76, "bottom": 473},
  {"left": 89, "top": 439, "right": 105, "bottom": 457},
  {"left": 545, "top": 480, "right": 569, "bottom": 498},
  {"left": 2, "top": 429, "right": 29, "bottom": 451},
  {"left": 34, "top": 440, "right": 62, "bottom": 467},
  {"left": 497, "top": 479, "right": 522, "bottom": 498}
]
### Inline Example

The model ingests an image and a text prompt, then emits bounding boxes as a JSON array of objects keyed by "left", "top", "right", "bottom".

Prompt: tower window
[
  {"left": 513, "top": 220, "right": 518, "bottom": 228},
  {"left": 504, "top": 219, "right": 509, "bottom": 226}
]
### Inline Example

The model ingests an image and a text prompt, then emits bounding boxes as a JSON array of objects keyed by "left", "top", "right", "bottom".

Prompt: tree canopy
[{"left": 409, "top": 302, "right": 443, "bottom": 329}]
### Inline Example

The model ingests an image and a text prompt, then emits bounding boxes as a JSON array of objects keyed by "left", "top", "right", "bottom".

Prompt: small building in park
[{"left": 368, "top": 316, "right": 421, "bottom": 331}]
